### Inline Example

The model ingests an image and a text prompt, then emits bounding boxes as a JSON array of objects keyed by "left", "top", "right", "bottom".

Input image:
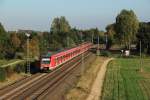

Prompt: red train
[{"left": 40, "top": 42, "right": 92, "bottom": 70}]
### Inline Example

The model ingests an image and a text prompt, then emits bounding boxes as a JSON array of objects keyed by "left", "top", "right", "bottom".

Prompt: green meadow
[{"left": 101, "top": 58, "right": 150, "bottom": 100}]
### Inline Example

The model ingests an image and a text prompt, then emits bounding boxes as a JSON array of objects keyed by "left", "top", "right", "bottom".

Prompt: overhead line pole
[
  {"left": 140, "top": 40, "right": 143, "bottom": 72},
  {"left": 92, "top": 33, "right": 94, "bottom": 44},
  {"left": 96, "top": 35, "right": 100, "bottom": 56},
  {"left": 26, "top": 33, "right": 31, "bottom": 74},
  {"left": 105, "top": 33, "right": 108, "bottom": 50},
  {"left": 81, "top": 32, "right": 84, "bottom": 75}
]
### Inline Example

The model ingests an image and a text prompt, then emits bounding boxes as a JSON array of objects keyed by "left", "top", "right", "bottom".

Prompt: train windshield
[{"left": 41, "top": 58, "right": 50, "bottom": 64}]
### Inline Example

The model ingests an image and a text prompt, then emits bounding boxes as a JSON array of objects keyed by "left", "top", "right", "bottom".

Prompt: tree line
[
  {"left": 0, "top": 9, "right": 150, "bottom": 60},
  {"left": 105, "top": 9, "right": 150, "bottom": 54},
  {"left": 0, "top": 16, "right": 102, "bottom": 60}
]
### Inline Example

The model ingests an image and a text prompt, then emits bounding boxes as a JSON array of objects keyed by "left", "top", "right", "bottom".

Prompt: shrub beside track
[{"left": 0, "top": 60, "right": 26, "bottom": 81}]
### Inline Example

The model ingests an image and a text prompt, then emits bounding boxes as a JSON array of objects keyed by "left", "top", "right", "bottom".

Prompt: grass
[
  {"left": 0, "top": 73, "right": 26, "bottom": 89},
  {"left": 0, "top": 59, "right": 26, "bottom": 82},
  {"left": 101, "top": 58, "right": 150, "bottom": 100},
  {"left": 66, "top": 55, "right": 107, "bottom": 100}
]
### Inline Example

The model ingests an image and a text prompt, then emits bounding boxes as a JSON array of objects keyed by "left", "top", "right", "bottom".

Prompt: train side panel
[{"left": 41, "top": 42, "right": 92, "bottom": 70}]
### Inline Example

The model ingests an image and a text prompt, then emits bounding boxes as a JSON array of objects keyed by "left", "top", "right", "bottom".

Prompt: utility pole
[
  {"left": 96, "top": 35, "right": 100, "bottom": 56},
  {"left": 105, "top": 33, "right": 108, "bottom": 50},
  {"left": 25, "top": 33, "right": 30, "bottom": 74},
  {"left": 80, "top": 32, "right": 84, "bottom": 75},
  {"left": 92, "top": 33, "right": 94, "bottom": 44},
  {"left": 67, "top": 35, "right": 69, "bottom": 48},
  {"left": 140, "top": 40, "right": 143, "bottom": 72}
]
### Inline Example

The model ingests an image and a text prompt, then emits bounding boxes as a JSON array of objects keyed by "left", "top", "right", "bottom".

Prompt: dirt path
[{"left": 86, "top": 58, "right": 114, "bottom": 100}]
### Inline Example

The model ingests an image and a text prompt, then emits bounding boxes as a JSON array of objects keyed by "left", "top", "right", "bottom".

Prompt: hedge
[
  {"left": 0, "top": 68, "right": 6, "bottom": 81},
  {"left": 0, "top": 60, "right": 26, "bottom": 82},
  {"left": 100, "top": 50, "right": 111, "bottom": 57}
]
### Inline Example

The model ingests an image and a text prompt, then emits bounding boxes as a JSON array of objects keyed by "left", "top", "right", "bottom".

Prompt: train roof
[
  {"left": 53, "top": 47, "right": 79, "bottom": 58},
  {"left": 41, "top": 42, "right": 91, "bottom": 58},
  {"left": 52, "top": 42, "right": 91, "bottom": 58}
]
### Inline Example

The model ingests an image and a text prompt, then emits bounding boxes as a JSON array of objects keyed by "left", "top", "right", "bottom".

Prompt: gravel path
[{"left": 86, "top": 58, "right": 114, "bottom": 100}]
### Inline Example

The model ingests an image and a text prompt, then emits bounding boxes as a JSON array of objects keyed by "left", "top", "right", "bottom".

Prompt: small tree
[
  {"left": 10, "top": 33, "right": 21, "bottom": 51},
  {"left": 23, "top": 37, "right": 40, "bottom": 60},
  {"left": 136, "top": 22, "right": 150, "bottom": 54},
  {"left": 0, "top": 23, "right": 10, "bottom": 59},
  {"left": 105, "top": 23, "right": 116, "bottom": 49}
]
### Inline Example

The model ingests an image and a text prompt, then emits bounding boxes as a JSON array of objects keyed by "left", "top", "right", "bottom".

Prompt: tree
[
  {"left": 39, "top": 32, "right": 55, "bottom": 53},
  {"left": 18, "top": 33, "right": 27, "bottom": 52},
  {"left": 105, "top": 24, "right": 116, "bottom": 49},
  {"left": 23, "top": 37, "right": 40, "bottom": 60},
  {"left": 115, "top": 9, "right": 139, "bottom": 49},
  {"left": 51, "top": 16, "right": 70, "bottom": 34},
  {"left": 50, "top": 16, "right": 71, "bottom": 48},
  {"left": 29, "top": 37, "right": 40, "bottom": 59},
  {"left": 0, "top": 23, "right": 6, "bottom": 34},
  {"left": 106, "top": 23, "right": 116, "bottom": 39},
  {"left": 70, "top": 28, "right": 80, "bottom": 44},
  {"left": 86, "top": 28, "right": 100, "bottom": 44},
  {"left": 10, "top": 33, "right": 21, "bottom": 51},
  {"left": 136, "top": 22, "right": 150, "bottom": 54},
  {"left": 0, "top": 23, "right": 10, "bottom": 59}
]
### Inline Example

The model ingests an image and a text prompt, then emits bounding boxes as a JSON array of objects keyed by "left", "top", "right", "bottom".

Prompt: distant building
[
  {"left": 17, "top": 29, "right": 34, "bottom": 34},
  {"left": 8, "top": 29, "right": 45, "bottom": 36}
]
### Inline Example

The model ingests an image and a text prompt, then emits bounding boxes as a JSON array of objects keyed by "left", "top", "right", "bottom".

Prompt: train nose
[{"left": 41, "top": 64, "right": 49, "bottom": 69}]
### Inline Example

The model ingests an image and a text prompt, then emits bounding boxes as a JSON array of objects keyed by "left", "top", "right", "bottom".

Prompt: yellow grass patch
[
  {"left": 0, "top": 73, "right": 25, "bottom": 88},
  {"left": 66, "top": 56, "right": 107, "bottom": 100}
]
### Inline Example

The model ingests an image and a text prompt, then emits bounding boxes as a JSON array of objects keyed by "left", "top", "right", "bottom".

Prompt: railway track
[
  {"left": 0, "top": 52, "right": 91, "bottom": 100},
  {"left": 35, "top": 52, "right": 91, "bottom": 100},
  {"left": 0, "top": 73, "right": 46, "bottom": 96}
]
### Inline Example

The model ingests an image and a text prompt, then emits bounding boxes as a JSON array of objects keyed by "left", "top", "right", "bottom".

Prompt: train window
[
  {"left": 57, "top": 58, "right": 59, "bottom": 64},
  {"left": 55, "top": 58, "right": 59, "bottom": 65},
  {"left": 58, "top": 57, "right": 61, "bottom": 63},
  {"left": 57, "top": 58, "right": 60, "bottom": 64},
  {"left": 41, "top": 58, "right": 50, "bottom": 64},
  {"left": 62, "top": 56, "right": 65, "bottom": 61},
  {"left": 61, "top": 56, "right": 63, "bottom": 61},
  {"left": 59, "top": 57, "right": 61, "bottom": 63},
  {"left": 55, "top": 59, "right": 57, "bottom": 65},
  {"left": 64, "top": 55, "right": 66, "bottom": 60}
]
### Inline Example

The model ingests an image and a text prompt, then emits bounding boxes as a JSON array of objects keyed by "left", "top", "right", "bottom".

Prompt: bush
[
  {"left": 5, "top": 66, "right": 14, "bottom": 78},
  {"left": 0, "top": 60, "right": 26, "bottom": 82},
  {"left": 0, "top": 67, "right": 6, "bottom": 81},
  {"left": 100, "top": 51, "right": 111, "bottom": 57},
  {"left": 14, "top": 62, "right": 26, "bottom": 73}
]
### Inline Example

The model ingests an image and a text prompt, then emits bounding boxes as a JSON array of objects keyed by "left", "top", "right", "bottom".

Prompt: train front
[
  {"left": 40, "top": 52, "right": 52, "bottom": 71},
  {"left": 40, "top": 57, "right": 51, "bottom": 70}
]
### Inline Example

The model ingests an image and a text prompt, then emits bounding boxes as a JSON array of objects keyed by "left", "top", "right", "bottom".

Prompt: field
[{"left": 101, "top": 58, "right": 150, "bottom": 100}]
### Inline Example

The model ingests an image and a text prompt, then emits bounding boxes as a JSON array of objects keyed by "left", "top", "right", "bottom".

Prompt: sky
[{"left": 0, "top": 0, "right": 150, "bottom": 31}]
